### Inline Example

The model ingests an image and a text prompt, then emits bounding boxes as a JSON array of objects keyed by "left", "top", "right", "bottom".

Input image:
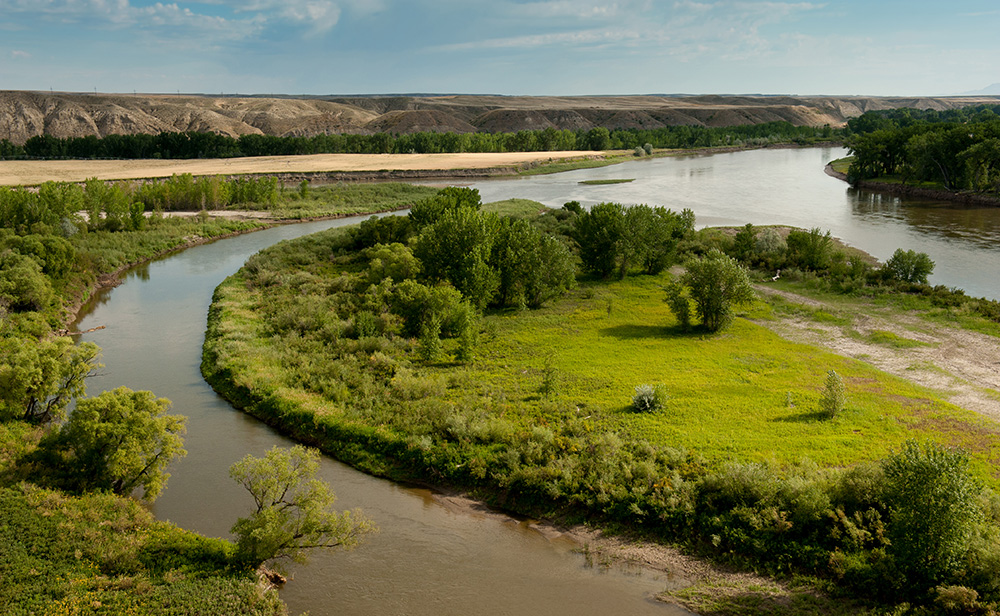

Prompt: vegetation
[
  {"left": 2, "top": 122, "right": 840, "bottom": 162},
  {"left": 0, "top": 180, "right": 414, "bottom": 614},
  {"left": 203, "top": 193, "right": 1000, "bottom": 614},
  {"left": 844, "top": 105, "right": 1000, "bottom": 193},
  {"left": 229, "top": 445, "right": 374, "bottom": 572},
  {"left": 679, "top": 248, "right": 757, "bottom": 332}
]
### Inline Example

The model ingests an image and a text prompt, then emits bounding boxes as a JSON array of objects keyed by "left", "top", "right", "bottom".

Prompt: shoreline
[{"left": 824, "top": 163, "right": 1000, "bottom": 207}]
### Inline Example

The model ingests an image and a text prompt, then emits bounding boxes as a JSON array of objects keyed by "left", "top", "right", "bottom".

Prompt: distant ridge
[
  {"left": 961, "top": 83, "right": 1000, "bottom": 95},
  {"left": 2, "top": 91, "right": 999, "bottom": 146}
]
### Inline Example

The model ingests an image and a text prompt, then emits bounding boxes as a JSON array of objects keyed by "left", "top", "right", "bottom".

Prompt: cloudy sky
[{"left": 1, "top": 0, "right": 997, "bottom": 96}]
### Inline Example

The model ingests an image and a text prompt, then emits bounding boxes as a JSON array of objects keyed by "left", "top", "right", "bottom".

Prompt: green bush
[{"left": 631, "top": 384, "right": 667, "bottom": 412}]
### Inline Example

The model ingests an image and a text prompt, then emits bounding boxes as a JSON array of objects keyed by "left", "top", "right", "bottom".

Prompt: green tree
[
  {"left": 882, "top": 441, "right": 982, "bottom": 595},
  {"left": 573, "top": 202, "right": 625, "bottom": 278},
  {"left": 883, "top": 248, "right": 935, "bottom": 284},
  {"left": 414, "top": 207, "right": 499, "bottom": 309},
  {"left": 681, "top": 249, "right": 757, "bottom": 332},
  {"left": 819, "top": 369, "right": 845, "bottom": 419},
  {"left": 786, "top": 227, "right": 833, "bottom": 271},
  {"left": 0, "top": 337, "right": 100, "bottom": 423},
  {"left": 46, "top": 387, "right": 186, "bottom": 500},
  {"left": 230, "top": 445, "right": 374, "bottom": 571}
]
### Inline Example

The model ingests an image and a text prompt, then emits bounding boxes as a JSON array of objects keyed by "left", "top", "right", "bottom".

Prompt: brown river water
[{"left": 72, "top": 147, "right": 1000, "bottom": 615}]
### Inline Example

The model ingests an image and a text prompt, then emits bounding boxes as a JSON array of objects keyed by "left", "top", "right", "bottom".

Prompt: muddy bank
[{"left": 825, "top": 163, "right": 1000, "bottom": 207}]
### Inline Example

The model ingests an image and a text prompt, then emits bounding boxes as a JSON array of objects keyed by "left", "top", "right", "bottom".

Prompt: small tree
[
  {"left": 884, "top": 248, "right": 935, "bottom": 284},
  {"left": 230, "top": 446, "right": 374, "bottom": 572},
  {"left": 819, "top": 369, "right": 845, "bottom": 419},
  {"left": 681, "top": 249, "right": 757, "bottom": 332},
  {"left": 882, "top": 441, "right": 982, "bottom": 595},
  {"left": 47, "top": 387, "right": 186, "bottom": 500},
  {"left": 663, "top": 280, "right": 692, "bottom": 331}
]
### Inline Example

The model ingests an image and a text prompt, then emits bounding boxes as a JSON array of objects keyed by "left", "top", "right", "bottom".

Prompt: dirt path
[
  {"left": 755, "top": 286, "right": 1000, "bottom": 421},
  {"left": 0, "top": 151, "right": 599, "bottom": 185}
]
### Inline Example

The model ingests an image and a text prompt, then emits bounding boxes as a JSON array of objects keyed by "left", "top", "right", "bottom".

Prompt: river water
[
  {"left": 73, "top": 217, "right": 688, "bottom": 616},
  {"left": 470, "top": 147, "right": 1000, "bottom": 301},
  {"left": 72, "top": 147, "right": 1000, "bottom": 615}
]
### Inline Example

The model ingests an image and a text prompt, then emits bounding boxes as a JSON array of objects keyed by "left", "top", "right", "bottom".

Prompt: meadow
[{"left": 202, "top": 196, "right": 1000, "bottom": 613}]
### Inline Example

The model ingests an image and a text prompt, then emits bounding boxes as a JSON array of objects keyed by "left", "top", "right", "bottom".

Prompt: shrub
[
  {"left": 631, "top": 384, "right": 667, "bottom": 412},
  {"left": 882, "top": 441, "right": 983, "bottom": 596},
  {"left": 819, "top": 369, "right": 846, "bottom": 419},
  {"left": 884, "top": 248, "right": 935, "bottom": 284},
  {"left": 680, "top": 248, "right": 757, "bottom": 332}
]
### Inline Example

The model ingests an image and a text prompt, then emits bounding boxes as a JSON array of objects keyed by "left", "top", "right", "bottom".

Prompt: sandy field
[{"left": 0, "top": 151, "right": 598, "bottom": 186}]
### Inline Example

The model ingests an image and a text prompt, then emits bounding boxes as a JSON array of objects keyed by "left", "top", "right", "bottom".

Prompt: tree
[
  {"left": 572, "top": 202, "right": 625, "bottom": 278},
  {"left": 819, "top": 369, "right": 845, "bottom": 419},
  {"left": 882, "top": 441, "right": 982, "bottom": 595},
  {"left": 414, "top": 207, "right": 499, "bottom": 309},
  {"left": 45, "top": 387, "right": 186, "bottom": 500},
  {"left": 786, "top": 227, "right": 833, "bottom": 271},
  {"left": 681, "top": 249, "right": 757, "bottom": 332},
  {"left": 0, "top": 337, "right": 100, "bottom": 423},
  {"left": 230, "top": 445, "right": 374, "bottom": 571},
  {"left": 883, "top": 248, "right": 935, "bottom": 284}
]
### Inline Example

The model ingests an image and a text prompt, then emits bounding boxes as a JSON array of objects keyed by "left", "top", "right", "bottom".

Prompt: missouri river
[{"left": 73, "top": 147, "right": 1000, "bottom": 615}]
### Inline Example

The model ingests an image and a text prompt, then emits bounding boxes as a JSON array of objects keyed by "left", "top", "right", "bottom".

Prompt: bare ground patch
[{"left": 755, "top": 286, "right": 1000, "bottom": 421}]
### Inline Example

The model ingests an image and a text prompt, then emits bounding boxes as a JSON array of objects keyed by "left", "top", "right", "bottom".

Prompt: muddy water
[
  {"left": 73, "top": 216, "right": 690, "bottom": 616},
  {"left": 72, "top": 147, "right": 1000, "bottom": 615},
  {"left": 471, "top": 147, "right": 1000, "bottom": 300}
]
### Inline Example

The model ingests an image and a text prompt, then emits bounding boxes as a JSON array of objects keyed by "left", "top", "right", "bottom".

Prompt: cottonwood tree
[
  {"left": 0, "top": 337, "right": 101, "bottom": 424},
  {"left": 883, "top": 248, "right": 935, "bottom": 284},
  {"left": 230, "top": 445, "right": 374, "bottom": 572},
  {"left": 44, "top": 386, "right": 186, "bottom": 500},
  {"left": 680, "top": 249, "right": 757, "bottom": 332}
]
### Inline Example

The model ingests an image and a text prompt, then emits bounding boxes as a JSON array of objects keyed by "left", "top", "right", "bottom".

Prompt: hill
[{"left": 2, "top": 91, "right": 999, "bottom": 145}]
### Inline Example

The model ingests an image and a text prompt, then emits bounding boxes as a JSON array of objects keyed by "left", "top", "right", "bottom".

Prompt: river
[
  {"left": 72, "top": 147, "right": 1000, "bottom": 615},
  {"left": 73, "top": 217, "right": 688, "bottom": 616},
  {"left": 470, "top": 147, "right": 1000, "bottom": 301}
]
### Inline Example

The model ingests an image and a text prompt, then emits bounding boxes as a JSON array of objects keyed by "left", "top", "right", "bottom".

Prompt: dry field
[{"left": 0, "top": 151, "right": 597, "bottom": 186}]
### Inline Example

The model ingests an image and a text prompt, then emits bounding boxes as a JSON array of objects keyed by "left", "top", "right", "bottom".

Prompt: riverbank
[{"left": 825, "top": 162, "right": 1000, "bottom": 207}]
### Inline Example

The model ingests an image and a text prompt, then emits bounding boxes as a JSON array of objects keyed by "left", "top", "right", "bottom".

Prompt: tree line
[
  {"left": 844, "top": 105, "right": 1000, "bottom": 193},
  {"left": 1, "top": 121, "right": 836, "bottom": 160}
]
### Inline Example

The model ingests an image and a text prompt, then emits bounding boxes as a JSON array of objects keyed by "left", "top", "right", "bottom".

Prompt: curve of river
[
  {"left": 71, "top": 147, "right": 1000, "bottom": 615},
  {"left": 73, "top": 217, "right": 689, "bottom": 616}
]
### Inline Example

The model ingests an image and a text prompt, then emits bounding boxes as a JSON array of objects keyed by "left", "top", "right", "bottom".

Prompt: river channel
[
  {"left": 471, "top": 147, "right": 1000, "bottom": 301},
  {"left": 71, "top": 147, "right": 1000, "bottom": 615}
]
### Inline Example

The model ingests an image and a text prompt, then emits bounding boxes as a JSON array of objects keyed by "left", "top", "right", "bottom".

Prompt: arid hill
[{"left": 2, "top": 91, "right": 998, "bottom": 145}]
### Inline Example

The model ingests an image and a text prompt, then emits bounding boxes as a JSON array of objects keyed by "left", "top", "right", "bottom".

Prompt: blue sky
[{"left": 1, "top": 0, "right": 997, "bottom": 96}]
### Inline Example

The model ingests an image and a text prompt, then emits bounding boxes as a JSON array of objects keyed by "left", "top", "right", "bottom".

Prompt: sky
[{"left": 1, "top": 0, "right": 998, "bottom": 97}]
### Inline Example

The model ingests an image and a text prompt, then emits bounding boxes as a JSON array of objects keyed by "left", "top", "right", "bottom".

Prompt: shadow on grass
[
  {"left": 772, "top": 410, "right": 831, "bottom": 423},
  {"left": 599, "top": 324, "right": 704, "bottom": 340}
]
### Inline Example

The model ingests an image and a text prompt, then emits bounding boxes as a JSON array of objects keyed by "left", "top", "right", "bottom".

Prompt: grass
[
  {"left": 461, "top": 274, "right": 999, "bottom": 476},
  {"left": 268, "top": 182, "right": 439, "bottom": 218},
  {"left": 862, "top": 329, "right": 932, "bottom": 349},
  {"left": 579, "top": 179, "right": 635, "bottom": 185}
]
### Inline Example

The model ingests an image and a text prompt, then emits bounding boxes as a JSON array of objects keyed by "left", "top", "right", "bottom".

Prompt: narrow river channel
[
  {"left": 70, "top": 147, "right": 1000, "bottom": 615},
  {"left": 72, "top": 217, "right": 689, "bottom": 616}
]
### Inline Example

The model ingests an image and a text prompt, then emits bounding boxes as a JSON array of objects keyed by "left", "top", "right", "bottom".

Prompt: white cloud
[{"left": 11, "top": 50, "right": 31, "bottom": 59}]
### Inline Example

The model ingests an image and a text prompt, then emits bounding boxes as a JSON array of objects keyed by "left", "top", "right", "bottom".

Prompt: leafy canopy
[{"left": 229, "top": 445, "right": 374, "bottom": 571}]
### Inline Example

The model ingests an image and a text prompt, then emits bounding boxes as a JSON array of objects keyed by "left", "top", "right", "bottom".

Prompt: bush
[
  {"left": 882, "top": 441, "right": 983, "bottom": 596},
  {"left": 819, "top": 369, "right": 846, "bottom": 419},
  {"left": 631, "top": 384, "right": 667, "bottom": 412},
  {"left": 884, "top": 248, "right": 935, "bottom": 284},
  {"left": 681, "top": 248, "right": 757, "bottom": 332}
]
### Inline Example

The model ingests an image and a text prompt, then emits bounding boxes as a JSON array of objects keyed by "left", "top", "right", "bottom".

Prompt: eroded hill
[{"left": 2, "top": 91, "right": 998, "bottom": 145}]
